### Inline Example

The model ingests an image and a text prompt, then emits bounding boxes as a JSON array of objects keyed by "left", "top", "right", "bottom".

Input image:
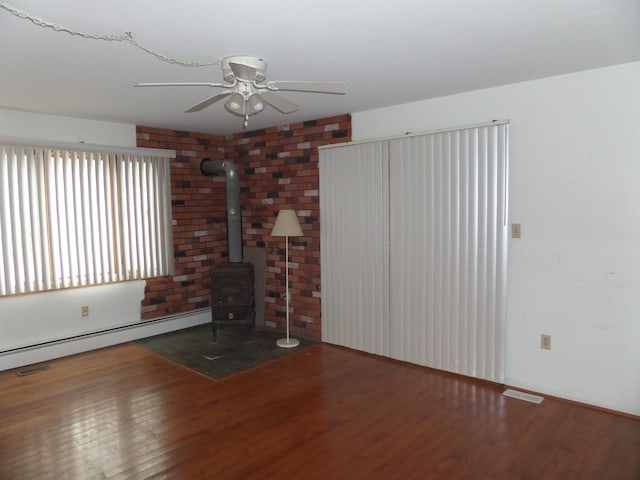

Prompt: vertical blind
[
  {"left": 0, "top": 143, "right": 174, "bottom": 296},
  {"left": 388, "top": 125, "right": 509, "bottom": 382},
  {"left": 319, "top": 122, "right": 509, "bottom": 383},
  {"left": 319, "top": 141, "right": 390, "bottom": 356}
]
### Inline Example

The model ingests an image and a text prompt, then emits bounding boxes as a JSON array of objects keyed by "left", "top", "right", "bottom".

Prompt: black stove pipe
[{"left": 200, "top": 159, "right": 243, "bottom": 263}]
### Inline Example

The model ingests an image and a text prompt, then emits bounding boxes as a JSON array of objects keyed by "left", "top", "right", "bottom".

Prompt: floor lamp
[{"left": 271, "top": 209, "right": 303, "bottom": 348}]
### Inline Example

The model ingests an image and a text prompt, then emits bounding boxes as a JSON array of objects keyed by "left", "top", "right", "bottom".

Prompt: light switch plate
[
  {"left": 541, "top": 334, "right": 551, "bottom": 350},
  {"left": 511, "top": 223, "right": 522, "bottom": 238}
]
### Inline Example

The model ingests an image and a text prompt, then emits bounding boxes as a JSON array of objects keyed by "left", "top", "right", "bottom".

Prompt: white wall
[
  {"left": 0, "top": 109, "right": 208, "bottom": 370},
  {"left": 0, "top": 109, "right": 137, "bottom": 146},
  {"left": 1, "top": 282, "right": 146, "bottom": 350},
  {"left": 352, "top": 62, "right": 640, "bottom": 416}
]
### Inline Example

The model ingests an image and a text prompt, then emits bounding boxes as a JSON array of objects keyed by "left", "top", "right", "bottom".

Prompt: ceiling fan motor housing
[{"left": 222, "top": 56, "right": 267, "bottom": 83}]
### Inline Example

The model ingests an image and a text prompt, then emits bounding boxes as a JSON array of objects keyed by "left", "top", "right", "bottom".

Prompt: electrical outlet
[
  {"left": 81, "top": 305, "right": 89, "bottom": 317},
  {"left": 540, "top": 334, "right": 551, "bottom": 350}
]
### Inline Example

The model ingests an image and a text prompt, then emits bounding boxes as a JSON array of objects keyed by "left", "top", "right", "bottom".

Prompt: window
[{"left": 0, "top": 142, "right": 174, "bottom": 296}]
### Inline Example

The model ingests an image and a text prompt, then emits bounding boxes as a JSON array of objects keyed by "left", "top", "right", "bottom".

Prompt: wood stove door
[{"left": 210, "top": 263, "right": 256, "bottom": 341}]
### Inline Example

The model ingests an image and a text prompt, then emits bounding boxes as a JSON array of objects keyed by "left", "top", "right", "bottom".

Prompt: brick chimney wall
[
  {"left": 136, "top": 113, "right": 351, "bottom": 340},
  {"left": 135, "top": 127, "right": 227, "bottom": 319}
]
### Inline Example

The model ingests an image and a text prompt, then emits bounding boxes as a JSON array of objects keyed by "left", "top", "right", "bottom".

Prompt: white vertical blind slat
[
  {"left": 64, "top": 150, "right": 77, "bottom": 287},
  {"left": 88, "top": 153, "right": 100, "bottom": 284},
  {"left": 103, "top": 153, "right": 117, "bottom": 283},
  {"left": 146, "top": 158, "right": 157, "bottom": 277},
  {"left": 135, "top": 158, "right": 146, "bottom": 278},
  {"left": 85, "top": 153, "right": 97, "bottom": 285},
  {"left": 27, "top": 152, "right": 41, "bottom": 291},
  {"left": 142, "top": 158, "right": 151, "bottom": 277},
  {"left": 0, "top": 150, "right": 9, "bottom": 293},
  {"left": 156, "top": 159, "right": 166, "bottom": 275},
  {"left": 131, "top": 156, "right": 141, "bottom": 278},
  {"left": 72, "top": 152, "right": 85, "bottom": 286},
  {"left": 50, "top": 153, "right": 62, "bottom": 288},
  {"left": 78, "top": 152, "right": 88, "bottom": 284},
  {"left": 17, "top": 150, "right": 32, "bottom": 293},
  {"left": 121, "top": 156, "right": 133, "bottom": 280},
  {"left": 3, "top": 150, "right": 18, "bottom": 293},
  {"left": 164, "top": 159, "right": 175, "bottom": 275},
  {"left": 36, "top": 150, "right": 51, "bottom": 291},
  {"left": 109, "top": 156, "right": 122, "bottom": 283},
  {"left": 133, "top": 156, "right": 142, "bottom": 278}
]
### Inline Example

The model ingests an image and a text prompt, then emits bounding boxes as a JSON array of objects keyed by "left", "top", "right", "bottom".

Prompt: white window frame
[{"left": 0, "top": 139, "right": 175, "bottom": 296}]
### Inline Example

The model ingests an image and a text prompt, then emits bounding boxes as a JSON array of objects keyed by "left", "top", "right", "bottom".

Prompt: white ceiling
[{"left": 1, "top": 0, "right": 638, "bottom": 136}]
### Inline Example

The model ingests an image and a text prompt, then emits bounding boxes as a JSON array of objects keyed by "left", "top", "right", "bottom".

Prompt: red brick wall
[
  {"left": 136, "top": 114, "right": 351, "bottom": 340},
  {"left": 136, "top": 127, "right": 227, "bottom": 319}
]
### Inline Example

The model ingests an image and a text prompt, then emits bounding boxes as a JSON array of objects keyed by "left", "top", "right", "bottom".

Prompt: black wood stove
[{"left": 209, "top": 262, "right": 255, "bottom": 341}]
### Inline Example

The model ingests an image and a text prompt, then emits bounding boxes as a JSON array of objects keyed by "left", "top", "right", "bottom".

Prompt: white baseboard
[{"left": 0, "top": 309, "right": 211, "bottom": 372}]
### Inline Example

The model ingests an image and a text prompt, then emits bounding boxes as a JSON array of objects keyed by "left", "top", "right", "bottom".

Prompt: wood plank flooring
[{"left": 0, "top": 342, "right": 638, "bottom": 479}]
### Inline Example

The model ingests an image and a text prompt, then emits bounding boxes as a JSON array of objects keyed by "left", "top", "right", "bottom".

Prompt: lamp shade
[{"left": 271, "top": 209, "right": 303, "bottom": 237}]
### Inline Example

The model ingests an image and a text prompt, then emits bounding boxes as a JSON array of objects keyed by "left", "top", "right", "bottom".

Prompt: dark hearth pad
[{"left": 136, "top": 324, "right": 313, "bottom": 379}]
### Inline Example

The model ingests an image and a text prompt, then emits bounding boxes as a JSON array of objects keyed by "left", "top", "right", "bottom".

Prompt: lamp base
[{"left": 276, "top": 337, "right": 300, "bottom": 348}]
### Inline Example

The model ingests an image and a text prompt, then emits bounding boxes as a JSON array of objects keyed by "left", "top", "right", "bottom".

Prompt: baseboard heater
[{"left": 0, "top": 308, "right": 210, "bottom": 355}]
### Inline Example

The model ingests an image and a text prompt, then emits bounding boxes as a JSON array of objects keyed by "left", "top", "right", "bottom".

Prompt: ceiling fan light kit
[
  {"left": 223, "top": 93, "right": 262, "bottom": 116},
  {"left": 136, "top": 55, "right": 347, "bottom": 129}
]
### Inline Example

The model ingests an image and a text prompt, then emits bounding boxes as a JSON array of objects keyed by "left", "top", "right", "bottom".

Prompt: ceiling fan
[{"left": 135, "top": 55, "right": 347, "bottom": 129}]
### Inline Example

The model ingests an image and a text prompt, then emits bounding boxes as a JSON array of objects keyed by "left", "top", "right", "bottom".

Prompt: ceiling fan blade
[
  {"left": 135, "top": 82, "right": 227, "bottom": 88},
  {"left": 228, "top": 61, "right": 257, "bottom": 81},
  {"left": 185, "top": 91, "right": 233, "bottom": 113},
  {"left": 266, "top": 81, "right": 347, "bottom": 94},
  {"left": 259, "top": 91, "right": 299, "bottom": 114}
]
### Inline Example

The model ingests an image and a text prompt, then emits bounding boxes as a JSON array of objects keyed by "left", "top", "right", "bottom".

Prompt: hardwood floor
[{"left": 0, "top": 342, "right": 638, "bottom": 479}]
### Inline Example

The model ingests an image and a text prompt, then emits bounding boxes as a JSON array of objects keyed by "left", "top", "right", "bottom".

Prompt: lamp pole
[
  {"left": 284, "top": 234, "right": 291, "bottom": 343},
  {"left": 271, "top": 209, "right": 302, "bottom": 348}
]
